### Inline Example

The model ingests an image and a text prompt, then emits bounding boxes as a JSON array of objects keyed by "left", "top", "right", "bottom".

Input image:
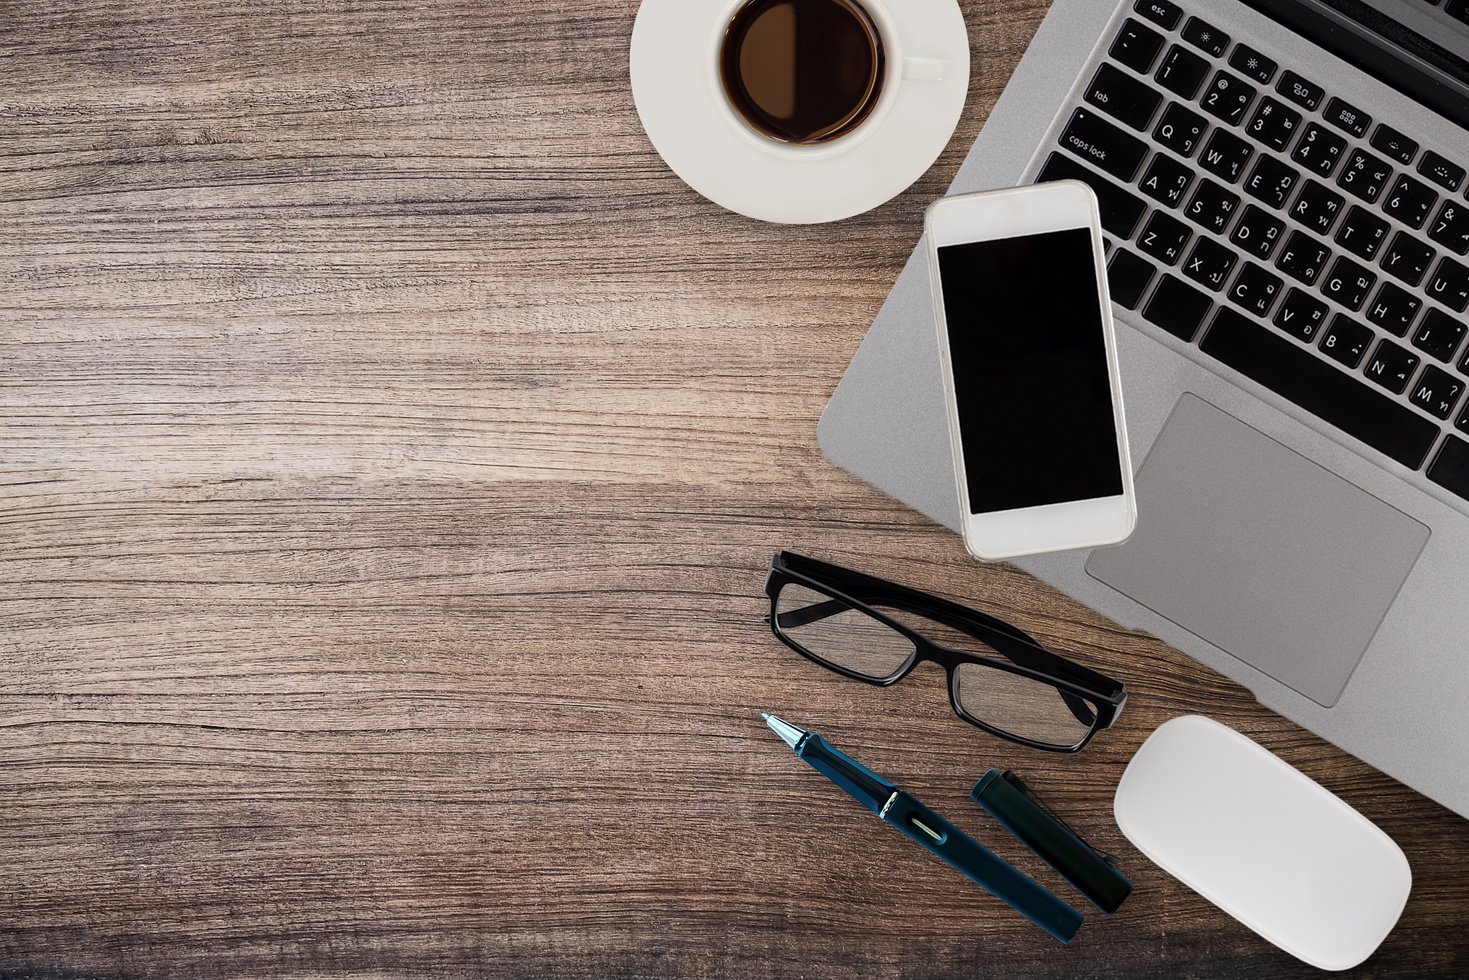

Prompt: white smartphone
[{"left": 926, "top": 180, "right": 1136, "bottom": 562}]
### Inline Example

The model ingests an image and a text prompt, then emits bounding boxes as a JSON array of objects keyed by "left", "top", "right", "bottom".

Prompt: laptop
[{"left": 819, "top": 0, "right": 1469, "bottom": 818}]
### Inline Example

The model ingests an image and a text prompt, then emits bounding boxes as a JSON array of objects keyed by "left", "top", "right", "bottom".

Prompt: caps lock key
[{"left": 1059, "top": 108, "right": 1149, "bottom": 182}]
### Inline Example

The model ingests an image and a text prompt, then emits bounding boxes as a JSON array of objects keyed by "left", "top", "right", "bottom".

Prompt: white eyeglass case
[{"left": 1114, "top": 715, "right": 1412, "bottom": 972}]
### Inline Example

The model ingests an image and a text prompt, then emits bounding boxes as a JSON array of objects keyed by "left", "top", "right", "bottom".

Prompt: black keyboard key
[
  {"left": 1107, "top": 248, "right": 1156, "bottom": 310},
  {"left": 1143, "top": 274, "right": 1213, "bottom": 341},
  {"left": 1337, "top": 148, "right": 1393, "bottom": 204},
  {"left": 1413, "top": 307, "right": 1466, "bottom": 362},
  {"left": 1244, "top": 155, "right": 1299, "bottom": 208},
  {"left": 1292, "top": 123, "right": 1347, "bottom": 178},
  {"left": 1428, "top": 437, "right": 1469, "bottom": 501},
  {"left": 1274, "top": 287, "right": 1330, "bottom": 342},
  {"left": 1154, "top": 102, "right": 1209, "bottom": 158},
  {"left": 1059, "top": 108, "right": 1150, "bottom": 182},
  {"left": 1276, "top": 230, "right": 1332, "bottom": 285},
  {"left": 1139, "top": 153, "right": 1196, "bottom": 207},
  {"left": 1182, "top": 16, "right": 1229, "bottom": 57},
  {"left": 1322, "top": 255, "right": 1376, "bottom": 310},
  {"left": 1231, "top": 204, "right": 1285, "bottom": 259},
  {"left": 1111, "top": 18, "right": 1167, "bottom": 74},
  {"left": 1229, "top": 44, "right": 1277, "bottom": 85},
  {"left": 1381, "top": 231, "right": 1436, "bottom": 287},
  {"left": 1367, "top": 282, "right": 1423, "bottom": 337},
  {"left": 1137, "top": 210, "right": 1192, "bottom": 265},
  {"left": 1036, "top": 153, "right": 1149, "bottom": 239},
  {"left": 1365, "top": 339, "right": 1420, "bottom": 395},
  {"left": 1086, "top": 64, "right": 1164, "bottom": 131},
  {"left": 1245, "top": 96, "right": 1301, "bottom": 153},
  {"left": 1418, "top": 150, "right": 1465, "bottom": 193},
  {"left": 1155, "top": 44, "right": 1211, "bottom": 100},
  {"left": 1322, "top": 97, "right": 1371, "bottom": 139},
  {"left": 1432, "top": 435, "right": 1469, "bottom": 510},
  {"left": 1334, "top": 206, "right": 1390, "bottom": 260},
  {"left": 1201, "top": 308, "right": 1440, "bottom": 469},
  {"left": 1320, "top": 314, "right": 1374, "bottom": 368},
  {"left": 1199, "top": 129, "right": 1253, "bottom": 184},
  {"left": 1410, "top": 365, "right": 1465, "bottom": 419},
  {"left": 1427, "top": 255, "right": 1469, "bottom": 312},
  {"left": 1381, "top": 175, "right": 1438, "bottom": 230},
  {"left": 1184, "top": 178, "right": 1241, "bottom": 234},
  {"left": 1276, "top": 70, "right": 1324, "bottom": 111},
  {"left": 1428, "top": 199, "right": 1469, "bottom": 255},
  {"left": 1134, "top": 0, "right": 1182, "bottom": 30},
  {"left": 1182, "top": 236, "right": 1238, "bottom": 291},
  {"left": 1290, "top": 180, "right": 1345, "bottom": 236},
  {"left": 1200, "top": 71, "right": 1256, "bottom": 126},
  {"left": 1230, "top": 261, "right": 1284, "bottom": 316},
  {"left": 1370, "top": 124, "right": 1418, "bottom": 166},
  {"left": 1449, "top": 0, "right": 1469, "bottom": 24}
]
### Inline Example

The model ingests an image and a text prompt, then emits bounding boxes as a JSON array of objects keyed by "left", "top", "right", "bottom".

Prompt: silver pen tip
[{"left": 762, "top": 712, "right": 807, "bottom": 750}]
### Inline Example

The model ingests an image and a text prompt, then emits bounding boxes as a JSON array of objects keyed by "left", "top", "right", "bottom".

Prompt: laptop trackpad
[{"left": 1086, "top": 395, "right": 1429, "bottom": 708}]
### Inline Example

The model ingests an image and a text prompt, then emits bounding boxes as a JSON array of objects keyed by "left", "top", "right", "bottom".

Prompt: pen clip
[{"left": 1000, "top": 771, "right": 1122, "bottom": 868}]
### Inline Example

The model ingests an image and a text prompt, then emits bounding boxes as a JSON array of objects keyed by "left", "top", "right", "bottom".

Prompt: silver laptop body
[{"left": 820, "top": 0, "right": 1469, "bottom": 817}]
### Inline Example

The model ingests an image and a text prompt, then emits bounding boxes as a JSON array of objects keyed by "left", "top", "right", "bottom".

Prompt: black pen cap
[{"left": 971, "top": 769, "right": 1134, "bottom": 914}]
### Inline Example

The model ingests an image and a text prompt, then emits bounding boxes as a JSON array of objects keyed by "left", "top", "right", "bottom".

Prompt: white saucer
[{"left": 630, "top": 0, "right": 970, "bottom": 224}]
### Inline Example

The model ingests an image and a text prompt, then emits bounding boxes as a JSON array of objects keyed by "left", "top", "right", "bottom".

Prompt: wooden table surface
[{"left": 4, "top": 1, "right": 1468, "bottom": 977}]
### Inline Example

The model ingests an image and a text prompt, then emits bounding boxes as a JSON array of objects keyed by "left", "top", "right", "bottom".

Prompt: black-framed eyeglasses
[{"left": 763, "top": 551, "right": 1126, "bottom": 753}]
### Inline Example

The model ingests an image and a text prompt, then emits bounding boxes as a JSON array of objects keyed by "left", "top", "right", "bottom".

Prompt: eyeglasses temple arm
[
  {"left": 1062, "top": 692, "right": 1097, "bottom": 728},
  {"left": 771, "top": 598, "right": 851, "bottom": 631}
]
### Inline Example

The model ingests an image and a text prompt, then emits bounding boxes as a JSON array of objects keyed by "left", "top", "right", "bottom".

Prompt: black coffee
[{"left": 719, "top": 0, "right": 885, "bottom": 145}]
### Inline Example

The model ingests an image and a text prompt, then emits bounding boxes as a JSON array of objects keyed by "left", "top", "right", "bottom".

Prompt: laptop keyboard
[{"left": 1032, "top": 0, "right": 1469, "bottom": 508}]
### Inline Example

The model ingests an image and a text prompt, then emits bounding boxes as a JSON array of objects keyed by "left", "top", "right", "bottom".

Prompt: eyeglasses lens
[
  {"left": 953, "top": 661, "right": 1098, "bottom": 749},
  {"left": 773, "top": 583, "right": 915, "bottom": 681}
]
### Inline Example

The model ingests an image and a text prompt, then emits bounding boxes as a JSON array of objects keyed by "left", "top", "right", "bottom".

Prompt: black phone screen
[{"left": 936, "top": 227, "right": 1124, "bottom": 515}]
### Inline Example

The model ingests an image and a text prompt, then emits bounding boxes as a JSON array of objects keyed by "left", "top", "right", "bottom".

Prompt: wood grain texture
[{"left": 2, "top": 1, "right": 1467, "bottom": 977}]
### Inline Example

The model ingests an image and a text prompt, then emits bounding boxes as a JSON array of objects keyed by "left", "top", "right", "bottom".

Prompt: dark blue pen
[{"left": 762, "top": 713, "right": 1083, "bottom": 944}]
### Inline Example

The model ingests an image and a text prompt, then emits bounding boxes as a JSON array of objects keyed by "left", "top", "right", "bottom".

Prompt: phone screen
[{"left": 936, "top": 227, "right": 1124, "bottom": 515}]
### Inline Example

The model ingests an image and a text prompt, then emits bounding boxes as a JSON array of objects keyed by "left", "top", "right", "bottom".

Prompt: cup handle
[{"left": 903, "top": 58, "right": 948, "bottom": 82}]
